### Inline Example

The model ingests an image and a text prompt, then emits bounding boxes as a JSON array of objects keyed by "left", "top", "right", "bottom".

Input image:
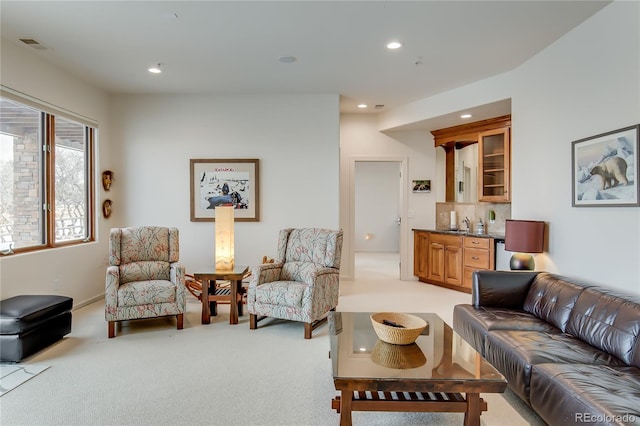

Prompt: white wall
[
  {"left": 354, "top": 161, "right": 400, "bottom": 252},
  {"left": 0, "top": 39, "right": 113, "bottom": 305},
  {"left": 110, "top": 94, "right": 340, "bottom": 273},
  {"left": 510, "top": 0, "right": 640, "bottom": 291}
]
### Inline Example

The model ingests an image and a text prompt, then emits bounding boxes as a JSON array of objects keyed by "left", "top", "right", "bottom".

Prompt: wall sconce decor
[
  {"left": 102, "top": 170, "right": 113, "bottom": 191},
  {"left": 505, "top": 219, "right": 545, "bottom": 270},
  {"left": 215, "top": 205, "right": 234, "bottom": 270},
  {"left": 102, "top": 199, "right": 112, "bottom": 218}
]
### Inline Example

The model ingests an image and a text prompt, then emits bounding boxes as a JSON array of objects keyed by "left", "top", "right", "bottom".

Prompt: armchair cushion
[
  {"left": 255, "top": 281, "right": 307, "bottom": 307},
  {"left": 109, "top": 226, "right": 179, "bottom": 265},
  {"left": 120, "top": 260, "right": 171, "bottom": 284},
  {"left": 117, "top": 280, "right": 178, "bottom": 307},
  {"left": 278, "top": 228, "right": 343, "bottom": 269}
]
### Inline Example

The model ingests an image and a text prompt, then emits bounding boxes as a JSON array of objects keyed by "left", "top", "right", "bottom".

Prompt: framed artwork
[
  {"left": 412, "top": 179, "right": 431, "bottom": 193},
  {"left": 572, "top": 124, "right": 639, "bottom": 207},
  {"left": 190, "top": 158, "right": 259, "bottom": 221}
]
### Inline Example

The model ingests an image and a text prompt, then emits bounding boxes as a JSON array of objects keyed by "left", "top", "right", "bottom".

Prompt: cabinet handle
[
  {"left": 472, "top": 241, "right": 479, "bottom": 244},
  {"left": 472, "top": 256, "right": 480, "bottom": 260}
]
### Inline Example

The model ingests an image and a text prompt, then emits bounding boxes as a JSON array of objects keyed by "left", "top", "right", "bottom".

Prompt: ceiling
[{"left": 1, "top": 1, "right": 610, "bottom": 129}]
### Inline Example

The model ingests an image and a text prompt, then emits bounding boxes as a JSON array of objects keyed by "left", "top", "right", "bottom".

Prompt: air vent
[
  {"left": 20, "top": 38, "right": 41, "bottom": 45},
  {"left": 19, "top": 38, "right": 48, "bottom": 50}
]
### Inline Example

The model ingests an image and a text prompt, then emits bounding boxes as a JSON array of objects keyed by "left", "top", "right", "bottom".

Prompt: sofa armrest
[{"left": 472, "top": 270, "right": 540, "bottom": 308}]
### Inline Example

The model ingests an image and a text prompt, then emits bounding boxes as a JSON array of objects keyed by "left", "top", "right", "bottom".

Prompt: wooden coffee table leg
[
  {"left": 339, "top": 390, "right": 353, "bottom": 426},
  {"left": 201, "top": 279, "right": 210, "bottom": 324},
  {"left": 464, "top": 392, "right": 481, "bottom": 426}
]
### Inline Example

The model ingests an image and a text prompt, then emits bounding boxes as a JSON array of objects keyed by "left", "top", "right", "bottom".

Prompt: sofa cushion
[
  {"left": 485, "top": 329, "right": 626, "bottom": 404},
  {"left": 453, "top": 304, "right": 557, "bottom": 357},
  {"left": 471, "top": 270, "right": 539, "bottom": 308},
  {"left": 530, "top": 363, "right": 640, "bottom": 425},
  {"left": 523, "top": 273, "right": 588, "bottom": 332},
  {"left": 566, "top": 286, "right": 640, "bottom": 368}
]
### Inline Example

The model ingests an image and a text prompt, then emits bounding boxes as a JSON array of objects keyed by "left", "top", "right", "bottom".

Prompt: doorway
[{"left": 354, "top": 160, "right": 402, "bottom": 280}]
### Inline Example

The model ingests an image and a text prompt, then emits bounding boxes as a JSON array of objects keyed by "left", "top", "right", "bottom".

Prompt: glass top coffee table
[{"left": 328, "top": 312, "right": 507, "bottom": 426}]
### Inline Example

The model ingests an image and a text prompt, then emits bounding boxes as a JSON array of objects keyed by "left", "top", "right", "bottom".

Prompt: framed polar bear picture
[{"left": 572, "top": 124, "right": 639, "bottom": 207}]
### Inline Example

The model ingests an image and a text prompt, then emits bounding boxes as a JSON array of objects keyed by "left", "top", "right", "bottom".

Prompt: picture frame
[
  {"left": 572, "top": 124, "right": 639, "bottom": 207},
  {"left": 190, "top": 158, "right": 259, "bottom": 221},
  {"left": 412, "top": 179, "right": 431, "bottom": 193}
]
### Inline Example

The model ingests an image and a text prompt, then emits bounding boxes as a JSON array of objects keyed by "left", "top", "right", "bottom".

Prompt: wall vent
[{"left": 19, "top": 38, "right": 48, "bottom": 50}]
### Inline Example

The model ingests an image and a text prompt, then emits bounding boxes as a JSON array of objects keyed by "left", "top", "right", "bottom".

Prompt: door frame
[{"left": 348, "top": 156, "right": 409, "bottom": 281}]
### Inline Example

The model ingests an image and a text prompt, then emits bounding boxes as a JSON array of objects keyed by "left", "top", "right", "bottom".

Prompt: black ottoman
[{"left": 0, "top": 295, "right": 73, "bottom": 362}]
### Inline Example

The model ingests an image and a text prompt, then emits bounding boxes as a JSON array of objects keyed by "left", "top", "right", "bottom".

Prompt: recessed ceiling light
[
  {"left": 357, "top": 104, "right": 367, "bottom": 109},
  {"left": 148, "top": 63, "right": 162, "bottom": 74},
  {"left": 461, "top": 114, "right": 472, "bottom": 119},
  {"left": 278, "top": 56, "right": 297, "bottom": 64},
  {"left": 386, "top": 41, "right": 403, "bottom": 50}
]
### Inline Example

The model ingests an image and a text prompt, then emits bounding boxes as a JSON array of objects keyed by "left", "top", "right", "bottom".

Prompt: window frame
[{"left": 0, "top": 94, "right": 96, "bottom": 253}]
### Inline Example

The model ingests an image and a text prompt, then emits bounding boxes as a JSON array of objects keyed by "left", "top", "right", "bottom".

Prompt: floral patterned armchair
[
  {"left": 247, "top": 228, "right": 343, "bottom": 339},
  {"left": 105, "top": 226, "right": 186, "bottom": 338}
]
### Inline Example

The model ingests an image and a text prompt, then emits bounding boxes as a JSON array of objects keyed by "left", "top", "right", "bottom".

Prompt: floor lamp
[{"left": 505, "top": 219, "right": 545, "bottom": 271}]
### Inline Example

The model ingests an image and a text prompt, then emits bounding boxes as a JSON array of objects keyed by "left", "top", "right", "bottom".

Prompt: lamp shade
[
  {"left": 505, "top": 220, "right": 544, "bottom": 254},
  {"left": 215, "top": 205, "right": 235, "bottom": 270}
]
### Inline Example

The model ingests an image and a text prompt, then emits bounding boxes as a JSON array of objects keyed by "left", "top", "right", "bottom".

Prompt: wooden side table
[{"left": 194, "top": 266, "right": 249, "bottom": 325}]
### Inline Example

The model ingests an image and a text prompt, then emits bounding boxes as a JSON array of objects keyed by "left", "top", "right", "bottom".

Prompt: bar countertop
[{"left": 412, "top": 228, "right": 505, "bottom": 242}]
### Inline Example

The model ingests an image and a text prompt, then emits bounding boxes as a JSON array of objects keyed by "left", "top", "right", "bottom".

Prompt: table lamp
[
  {"left": 215, "top": 205, "right": 234, "bottom": 270},
  {"left": 505, "top": 219, "right": 545, "bottom": 270}
]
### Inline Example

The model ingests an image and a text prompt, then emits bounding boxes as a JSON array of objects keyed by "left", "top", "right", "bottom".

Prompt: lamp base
[{"left": 510, "top": 253, "right": 535, "bottom": 271}]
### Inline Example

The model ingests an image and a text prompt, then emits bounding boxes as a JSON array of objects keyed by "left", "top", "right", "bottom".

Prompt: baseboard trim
[{"left": 73, "top": 294, "right": 104, "bottom": 310}]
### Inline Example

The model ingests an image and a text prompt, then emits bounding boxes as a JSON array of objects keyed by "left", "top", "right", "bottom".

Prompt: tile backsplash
[{"left": 436, "top": 202, "right": 511, "bottom": 237}]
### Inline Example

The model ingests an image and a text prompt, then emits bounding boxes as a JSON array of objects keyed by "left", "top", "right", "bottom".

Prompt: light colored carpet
[
  {"left": 0, "top": 253, "right": 545, "bottom": 425},
  {"left": 0, "top": 364, "right": 49, "bottom": 396}
]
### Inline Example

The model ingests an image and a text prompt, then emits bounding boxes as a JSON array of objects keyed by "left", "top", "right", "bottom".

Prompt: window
[{"left": 0, "top": 96, "right": 95, "bottom": 252}]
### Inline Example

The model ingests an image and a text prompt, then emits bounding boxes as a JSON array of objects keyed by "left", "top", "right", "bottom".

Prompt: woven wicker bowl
[
  {"left": 371, "top": 340, "right": 427, "bottom": 369},
  {"left": 370, "top": 312, "right": 427, "bottom": 345}
]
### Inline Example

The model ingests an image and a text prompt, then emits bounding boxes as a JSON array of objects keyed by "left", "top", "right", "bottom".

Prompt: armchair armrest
[
  {"left": 249, "top": 262, "right": 284, "bottom": 287},
  {"left": 472, "top": 270, "right": 540, "bottom": 308},
  {"left": 310, "top": 266, "right": 339, "bottom": 282},
  {"left": 170, "top": 262, "right": 186, "bottom": 285},
  {"left": 105, "top": 265, "right": 120, "bottom": 313},
  {"left": 170, "top": 262, "right": 186, "bottom": 308}
]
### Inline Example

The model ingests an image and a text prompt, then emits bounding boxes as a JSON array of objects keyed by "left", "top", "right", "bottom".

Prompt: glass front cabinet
[{"left": 478, "top": 127, "right": 510, "bottom": 202}]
